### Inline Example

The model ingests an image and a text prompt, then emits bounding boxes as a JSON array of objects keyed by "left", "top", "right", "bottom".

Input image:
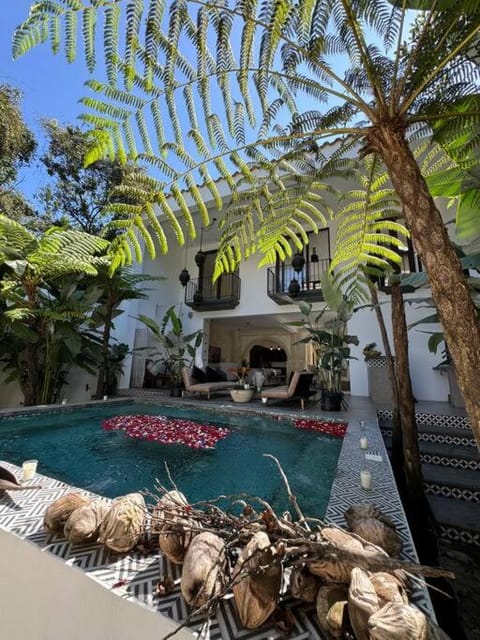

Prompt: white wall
[
  {"left": 0, "top": 529, "right": 192, "bottom": 640},
  {"left": 110, "top": 224, "right": 454, "bottom": 403},
  {"left": 348, "top": 293, "right": 450, "bottom": 402}
]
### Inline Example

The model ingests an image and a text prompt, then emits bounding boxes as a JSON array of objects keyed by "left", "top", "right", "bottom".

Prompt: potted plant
[
  {"left": 363, "top": 342, "right": 382, "bottom": 360},
  {"left": 291, "top": 274, "right": 358, "bottom": 411},
  {"left": 137, "top": 306, "right": 203, "bottom": 397}
]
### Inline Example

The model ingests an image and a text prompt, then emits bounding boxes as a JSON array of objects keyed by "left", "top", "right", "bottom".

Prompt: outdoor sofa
[
  {"left": 182, "top": 367, "right": 237, "bottom": 399},
  {"left": 260, "top": 371, "right": 316, "bottom": 410}
]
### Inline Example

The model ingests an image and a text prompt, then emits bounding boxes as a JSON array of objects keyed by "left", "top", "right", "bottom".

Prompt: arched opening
[{"left": 249, "top": 344, "right": 288, "bottom": 385}]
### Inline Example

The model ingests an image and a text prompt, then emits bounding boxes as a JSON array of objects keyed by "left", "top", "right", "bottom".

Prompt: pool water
[{"left": 1, "top": 403, "right": 342, "bottom": 518}]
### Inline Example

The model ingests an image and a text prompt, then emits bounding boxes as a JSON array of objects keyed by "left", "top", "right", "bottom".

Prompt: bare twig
[{"left": 263, "top": 453, "right": 310, "bottom": 530}]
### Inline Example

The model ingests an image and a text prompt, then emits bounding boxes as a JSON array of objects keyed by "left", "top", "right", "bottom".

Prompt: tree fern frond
[{"left": 104, "top": 2, "right": 120, "bottom": 84}]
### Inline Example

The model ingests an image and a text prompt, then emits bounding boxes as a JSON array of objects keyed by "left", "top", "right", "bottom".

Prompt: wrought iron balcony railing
[
  {"left": 267, "top": 258, "right": 330, "bottom": 305},
  {"left": 184, "top": 273, "right": 241, "bottom": 310}
]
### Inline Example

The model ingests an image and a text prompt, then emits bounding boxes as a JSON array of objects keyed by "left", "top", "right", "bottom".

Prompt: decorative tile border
[
  {"left": 420, "top": 453, "right": 479, "bottom": 471},
  {"left": 379, "top": 424, "right": 476, "bottom": 448},
  {"left": 438, "top": 525, "right": 480, "bottom": 547},
  {"left": 425, "top": 484, "right": 480, "bottom": 503},
  {"left": 0, "top": 397, "right": 132, "bottom": 421},
  {"left": 377, "top": 409, "right": 471, "bottom": 431}
]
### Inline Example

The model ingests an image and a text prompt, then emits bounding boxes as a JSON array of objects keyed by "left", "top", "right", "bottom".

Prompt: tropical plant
[
  {"left": 137, "top": 306, "right": 203, "bottom": 386},
  {"left": 88, "top": 266, "right": 159, "bottom": 398},
  {"left": 0, "top": 215, "right": 110, "bottom": 405},
  {"left": 291, "top": 274, "right": 359, "bottom": 399},
  {"left": 13, "top": 1, "right": 480, "bottom": 443}
]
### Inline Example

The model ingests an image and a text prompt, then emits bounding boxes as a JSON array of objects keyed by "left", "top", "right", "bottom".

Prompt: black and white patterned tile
[
  {"left": 325, "top": 420, "right": 435, "bottom": 618},
  {"left": 0, "top": 461, "right": 329, "bottom": 640}
]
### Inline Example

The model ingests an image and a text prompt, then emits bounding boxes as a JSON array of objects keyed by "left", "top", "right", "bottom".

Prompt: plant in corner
[
  {"left": 137, "top": 306, "right": 203, "bottom": 397},
  {"left": 363, "top": 343, "right": 382, "bottom": 361},
  {"left": 291, "top": 273, "right": 359, "bottom": 411}
]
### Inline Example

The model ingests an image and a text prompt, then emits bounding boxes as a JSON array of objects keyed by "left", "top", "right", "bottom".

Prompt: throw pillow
[
  {"left": 206, "top": 366, "right": 226, "bottom": 382},
  {"left": 191, "top": 365, "right": 206, "bottom": 384}
]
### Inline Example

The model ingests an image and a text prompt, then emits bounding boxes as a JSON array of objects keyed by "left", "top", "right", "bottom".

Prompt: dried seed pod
[
  {"left": 181, "top": 532, "right": 226, "bottom": 609},
  {"left": 232, "top": 532, "right": 281, "bottom": 629},
  {"left": 309, "top": 527, "right": 385, "bottom": 584},
  {"left": 151, "top": 490, "right": 188, "bottom": 532},
  {"left": 326, "top": 601, "right": 349, "bottom": 638},
  {"left": 344, "top": 503, "right": 396, "bottom": 531},
  {"left": 64, "top": 500, "right": 110, "bottom": 544},
  {"left": 368, "top": 601, "right": 429, "bottom": 640},
  {"left": 348, "top": 567, "right": 380, "bottom": 640},
  {"left": 344, "top": 503, "right": 380, "bottom": 527},
  {"left": 98, "top": 493, "right": 145, "bottom": 553},
  {"left": 370, "top": 572, "right": 408, "bottom": 607},
  {"left": 350, "top": 517, "right": 403, "bottom": 556},
  {"left": 316, "top": 585, "right": 348, "bottom": 638},
  {"left": 44, "top": 493, "right": 90, "bottom": 535},
  {"left": 289, "top": 566, "right": 320, "bottom": 602},
  {"left": 153, "top": 490, "right": 197, "bottom": 564}
]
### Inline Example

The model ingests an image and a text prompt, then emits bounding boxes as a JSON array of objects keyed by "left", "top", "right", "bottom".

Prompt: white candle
[
  {"left": 61, "top": 398, "right": 67, "bottom": 405},
  {"left": 360, "top": 469, "right": 372, "bottom": 490},
  {"left": 22, "top": 459, "right": 38, "bottom": 481},
  {"left": 103, "top": 395, "right": 108, "bottom": 400},
  {"left": 360, "top": 436, "right": 368, "bottom": 449}
]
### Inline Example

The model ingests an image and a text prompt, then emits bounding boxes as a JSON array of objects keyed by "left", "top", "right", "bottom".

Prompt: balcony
[
  {"left": 267, "top": 258, "right": 330, "bottom": 305},
  {"left": 185, "top": 273, "right": 241, "bottom": 311}
]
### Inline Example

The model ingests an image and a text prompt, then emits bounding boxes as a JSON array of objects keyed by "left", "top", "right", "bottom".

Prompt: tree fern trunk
[
  {"left": 390, "top": 282, "right": 424, "bottom": 501},
  {"left": 22, "top": 341, "right": 39, "bottom": 406},
  {"left": 95, "top": 314, "right": 112, "bottom": 399},
  {"left": 369, "top": 125, "right": 480, "bottom": 447},
  {"left": 368, "top": 281, "right": 404, "bottom": 480}
]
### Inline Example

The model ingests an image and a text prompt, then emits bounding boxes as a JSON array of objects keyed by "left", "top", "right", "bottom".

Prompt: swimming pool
[{"left": 1, "top": 402, "right": 342, "bottom": 517}]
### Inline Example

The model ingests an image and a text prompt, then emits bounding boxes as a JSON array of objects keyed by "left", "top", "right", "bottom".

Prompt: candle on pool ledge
[
  {"left": 22, "top": 459, "right": 38, "bottom": 481},
  {"left": 360, "top": 469, "right": 372, "bottom": 490},
  {"left": 360, "top": 436, "right": 368, "bottom": 449},
  {"left": 103, "top": 395, "right": 108, "bottom": 401},
  {"left": 61, "top": 398, "right": 67, "bottom": 405}
]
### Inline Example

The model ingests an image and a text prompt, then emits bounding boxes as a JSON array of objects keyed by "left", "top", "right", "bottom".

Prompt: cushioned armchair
[
  {"left": 182, "top": 367, "right": 236, "bottom": 399},
  {"left": 261, "top": 372, "right": 316, "bottom": 410}
]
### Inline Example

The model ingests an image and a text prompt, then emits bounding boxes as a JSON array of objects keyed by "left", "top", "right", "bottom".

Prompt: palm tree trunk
[
  {"left": 390, "top": 282, "right": 425, "bottom": 502},
  {"left": 369, "top": 124, "right": 480, "bottom": 447}
]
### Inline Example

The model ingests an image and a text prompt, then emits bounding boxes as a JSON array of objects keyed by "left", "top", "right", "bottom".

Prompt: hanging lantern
[
  {"left": 179, "top": 268, "right": 191, "bottom": 287},
  {"left": 292, "top": 252, "right": 305, "bottom": 272},
  {"left": 288, "top": 278, "right": 300, "bottom": 297},
  {"left": 195, "top": 250, "right": 206, "bottom": 267}
]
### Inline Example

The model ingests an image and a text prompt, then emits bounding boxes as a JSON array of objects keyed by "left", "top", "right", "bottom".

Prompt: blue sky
[{"left": 0, "top": 2, "right": 90, "bottom": 200}]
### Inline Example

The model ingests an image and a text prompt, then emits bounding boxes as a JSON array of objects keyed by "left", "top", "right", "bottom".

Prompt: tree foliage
[
  {"left": 0, "top": 84, "right": 36, "bottom": 223},
  {"left": 15, "top": 1, "right": 479, "bottom": 272},
  {"left": 37, "top": 121, "right": 140, "bottom": 234}
]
